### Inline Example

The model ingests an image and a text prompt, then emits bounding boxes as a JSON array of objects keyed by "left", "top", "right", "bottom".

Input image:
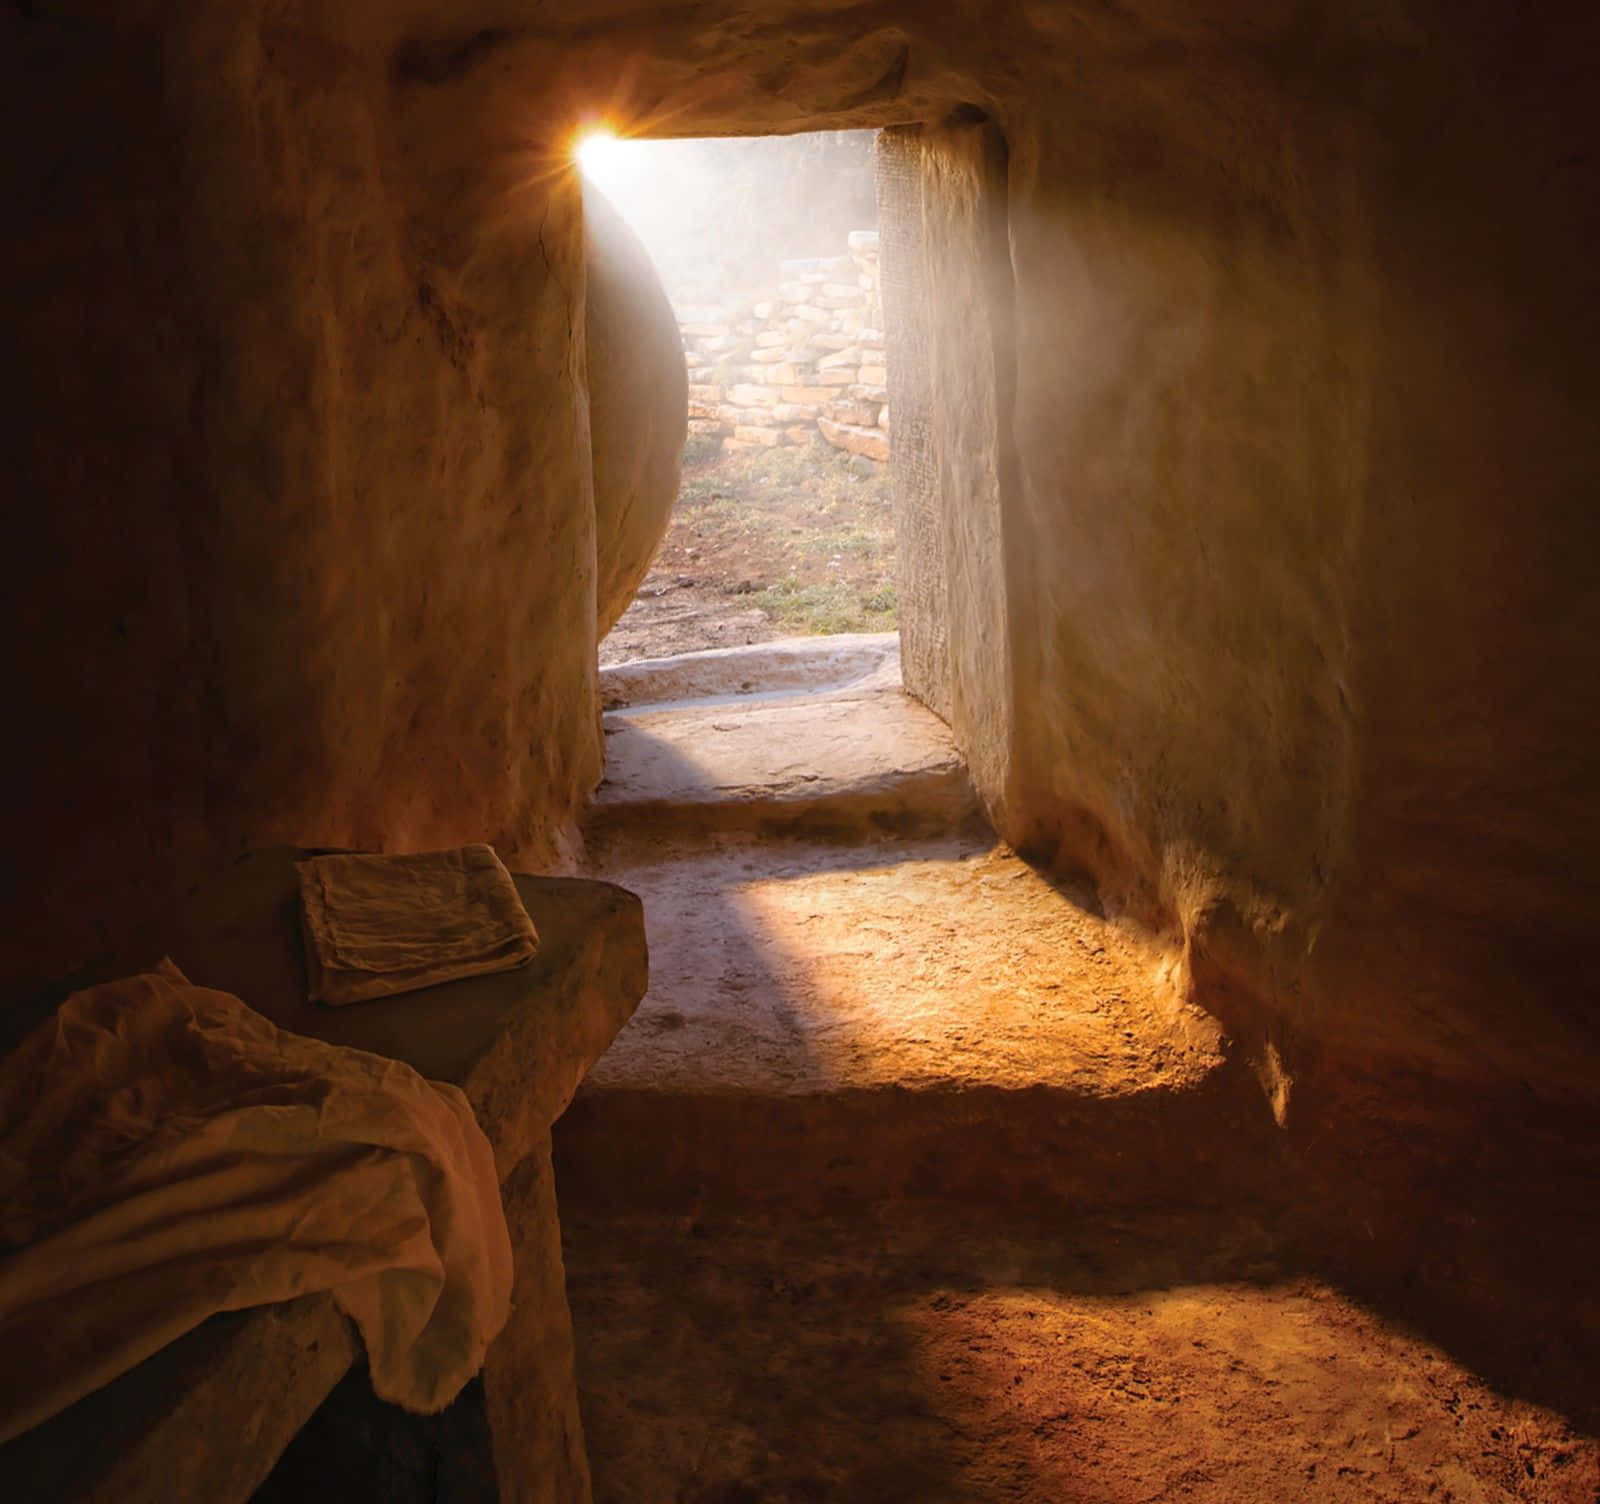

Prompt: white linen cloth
[
  {"left": 297, "top": 845, "right": 539, "bottom": 1005},
  {"left": 0, "top": 961, "right": 512, "bottom": 1444}
]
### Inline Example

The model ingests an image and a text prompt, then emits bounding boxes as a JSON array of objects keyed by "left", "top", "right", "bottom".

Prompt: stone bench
[{"left": 0, "top": 849, "right": 646, "bottom": 1503}]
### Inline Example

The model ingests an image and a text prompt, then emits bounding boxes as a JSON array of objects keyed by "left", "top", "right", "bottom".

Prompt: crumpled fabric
[
  {"left": 0, "top": 960, "right": 512, "bottom": 1445},
  {"left": 297, "top": 845, "right": 539, "bottom": 1006}
]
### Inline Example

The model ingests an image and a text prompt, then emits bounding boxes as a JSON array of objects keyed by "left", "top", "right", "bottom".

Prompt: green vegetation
[
  {"left": 755, "top": 576, "right": 898, "bottom": 635},
  {"left": 681, "top": 432, "right": 724, "bottom": 467},
  {"left": 669, "top": 442, "right": 896, "bottom": 634}
]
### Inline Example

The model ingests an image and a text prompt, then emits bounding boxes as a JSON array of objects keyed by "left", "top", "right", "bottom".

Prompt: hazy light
[
  {"left": 572, "top": 128, "right": 665, "bottom": 211},
  {"left": 567, "top": 130, "right": 881, "bottom": 317}
]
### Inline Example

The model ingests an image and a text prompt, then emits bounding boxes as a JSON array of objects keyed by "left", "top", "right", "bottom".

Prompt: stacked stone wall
[{"left": 680, "top": 230, "right": 889, "bottom": 464}]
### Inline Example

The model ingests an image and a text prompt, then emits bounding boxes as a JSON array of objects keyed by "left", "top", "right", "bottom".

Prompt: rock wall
[
  {"left": 910, "top": 119, "right": 1018, "bottom": 830},
  {"left": 681, "top": 231, "right": 890, "bottom": 464},
  {"left": 986, "top": 19, "right": 1600, "bottom": 1090},
  {"left": 877, "top": 129, "right": 952, "bottom": 724}
]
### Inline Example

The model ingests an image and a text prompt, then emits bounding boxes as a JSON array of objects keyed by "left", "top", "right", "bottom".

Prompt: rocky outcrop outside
[{"left": 679, "top": 230, "right": 889, "bottom": 465}]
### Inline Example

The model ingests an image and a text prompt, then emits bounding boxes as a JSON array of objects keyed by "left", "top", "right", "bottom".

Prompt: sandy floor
[
  {"left": 581, "top": 833, "right": 1215, "bottom": 1097},
  {"left": 563, "top": 1204, "right": 1598, "bottom": 1504}
]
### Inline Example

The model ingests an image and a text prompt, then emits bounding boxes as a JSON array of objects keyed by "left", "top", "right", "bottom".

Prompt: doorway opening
[{"left": 579, "top": 130, "right": 901, "bottom": 667}]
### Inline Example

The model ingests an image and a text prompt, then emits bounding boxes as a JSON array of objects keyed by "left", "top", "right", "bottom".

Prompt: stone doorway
[{"left": 580, "top": 130, "right": 909, "bottom": 672}]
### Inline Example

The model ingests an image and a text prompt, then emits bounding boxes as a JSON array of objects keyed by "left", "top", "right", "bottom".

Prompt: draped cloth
[
  {"left": 0, "top": 961, "right": 513, "bottom": 1445},
  {"left": 297, "top": 846, "right": 539, "bottom": 1006}
]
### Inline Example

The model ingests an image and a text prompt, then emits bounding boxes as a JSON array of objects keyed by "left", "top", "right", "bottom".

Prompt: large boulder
[{"left": 584, "top": 184, "right": 687, "bottom": 639}]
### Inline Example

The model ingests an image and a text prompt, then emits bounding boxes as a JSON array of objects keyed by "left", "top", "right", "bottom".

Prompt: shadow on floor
[{"left": 562, "top": 1197, "right": 1599, "bottom": 1504}]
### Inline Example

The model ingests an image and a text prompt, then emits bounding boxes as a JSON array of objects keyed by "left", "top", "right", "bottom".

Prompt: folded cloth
[
  {"left": 0, "top": 961, "right": 513, "bottom": 1444},
  {"left": 297, "top": 844, "right": 539, "bottom": 1006}
]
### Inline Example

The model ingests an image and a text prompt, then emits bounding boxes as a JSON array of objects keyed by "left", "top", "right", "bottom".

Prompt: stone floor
[
  {"left": 588, "top": 633, "right": 972, "bottom": 845},
  {"left": 554, "top": 637, "right": 1600, "bottom": 1503},
  {"left": 578, "top": 833, "right": 1213, "bottom": 1098}
]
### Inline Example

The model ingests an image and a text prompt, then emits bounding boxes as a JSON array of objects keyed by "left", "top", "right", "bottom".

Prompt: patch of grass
[
  {"left": 722, "top": 444, "right": 892, "bottom": 510},
  {"left": 678, "top": 448, "right": 887, "bottom": 544},
  {"left": 682, "top": 433, "right": 724, "bottom": 467},
  {"left": 676, "top": 491, "right": 790, "bottom": 551},
  {"left": 676, "top": 480, "right": 743, "bottom": 516},
  {"left": 743, "top": 445, "right": 821, "bottom": 490},
  {"left": 827, "top": 527, "right": 886, "bottom": 558},
  {"left": 755, "top": 574, "right": 898, "bottom": 635},
  {"left": 654, "top": 441, "right": 897, "bottom": 639}
]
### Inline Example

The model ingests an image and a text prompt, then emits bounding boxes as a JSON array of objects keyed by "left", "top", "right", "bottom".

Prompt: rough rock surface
[
  {"left": 816, "top": 414, "right": 890, "bottom": 462},
  {"left": 565, "top": 637, "right": 1259, "bottom": 1215},
  {"left": 3, "top": 7, "right": 606, "bottom": 995},
  {"left": 585, "top": 186, "right": 687, "bottom": 638},
  {"left": 599, "top": 632, "right": 900, "bottom": 711}
]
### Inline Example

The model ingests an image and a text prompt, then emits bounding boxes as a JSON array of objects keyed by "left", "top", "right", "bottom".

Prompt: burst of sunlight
[
  {"left": 573, "top": 125, "right": 667, "bottom": 207},
  {"left": 575, "top": 125, "right": 623, "bottom": 175},
  {"left": 571, "top": 125, "right": 699, "bottom": 246}
]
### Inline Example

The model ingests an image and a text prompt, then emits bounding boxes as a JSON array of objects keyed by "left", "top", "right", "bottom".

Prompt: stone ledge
[{"left": 589, "top": 688, "right": 978, "bottom": 846}]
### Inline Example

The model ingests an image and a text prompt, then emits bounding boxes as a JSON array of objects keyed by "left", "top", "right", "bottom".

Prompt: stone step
[
  {"left": 599, "top": 633, "right": 901, "bottom": 711},
  {"left": 555, "top": 1063, "right": 1279, "bottom": 1215},
  {"left": 588, "top": 691, "right": 978, "bottom": 845},
  {"left": 559, "top": 827, "right": 1267, "bottom": 1212},
  {"left": 576, "top": 639, "right": 1266, "bottom": 1212}
]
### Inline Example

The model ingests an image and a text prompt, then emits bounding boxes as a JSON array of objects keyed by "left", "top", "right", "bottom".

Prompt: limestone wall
[{"left": 680, "top": 231, "right": 890, "bottom": 464}]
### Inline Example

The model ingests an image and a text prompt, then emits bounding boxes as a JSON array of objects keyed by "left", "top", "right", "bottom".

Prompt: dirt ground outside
[{"left": 599, "top": 443, "right": 896, "bottom": 666}]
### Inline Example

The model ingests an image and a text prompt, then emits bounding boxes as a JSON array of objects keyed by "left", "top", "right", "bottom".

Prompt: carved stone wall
[{"left": 877, "top": 126, "right": 950, "bottom": 723}]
